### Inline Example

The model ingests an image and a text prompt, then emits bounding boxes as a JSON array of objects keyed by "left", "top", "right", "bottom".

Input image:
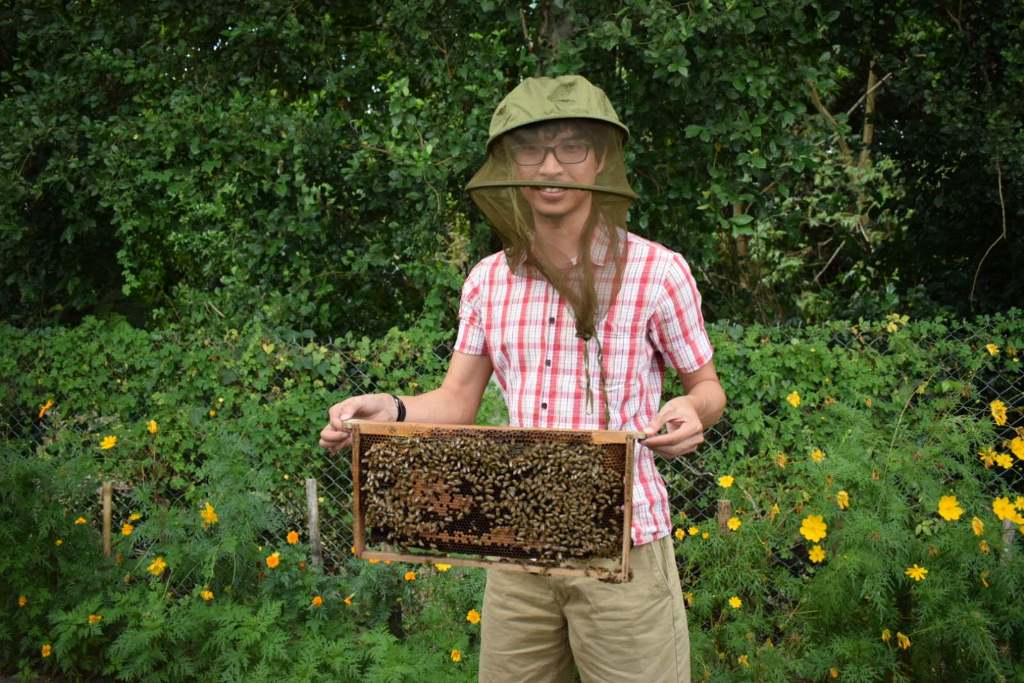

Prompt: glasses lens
[
  {"left": 554, "top": 142, "right": 589, "bottom": 164},
  {"left": 512, "top": 145, "right": 545, "bottom": 165}
]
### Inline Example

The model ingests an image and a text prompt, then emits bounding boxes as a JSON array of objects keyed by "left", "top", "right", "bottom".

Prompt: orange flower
[
  {"left": 451, "top": 648, "right": 462, "bottom": 663},
  {"left": 896, "top": 632, "right": 911, "bottom": 650},
  {"left": 200, "top": 590, "right": 214, "bottom": 602},
  {"left": 18, "top": 595, "right": 27, "bottom": 607},
  {"left": 311, "top": 595, "right": 323, "bottom": 607},
  {"left": 403, "top": 570, "right": 416, "bottom": 581},
  {"left": 121, "top": 523, "right": 134, "bottom": 536},
  {"left": 266, "top": 552, "right": 281, "bottom": 569},
  {"left": 343, "top": 594, "right": 353, "bottom": 606},
  {"left": 87, "top": 614, "right": 102, "bottom": 624},
  {"left": 286, "top": 530, "right": 299, "bottom": 545},
  {"left": 38, "top": 399, "right": 54, "bottom": 419},
  {"left": 41, "top": 643, "right": 52, "bottom": 658},
  {"left": 467, "top": 608, "right": 481, "bottom": 624},
  {"left": 74, "top": 516, "right": 87, "bottom": 525}
]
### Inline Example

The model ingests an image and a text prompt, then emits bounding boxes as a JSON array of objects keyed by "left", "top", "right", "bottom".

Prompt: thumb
[{"left": 643, "top": 410, "right": 670, "bottom": 436}]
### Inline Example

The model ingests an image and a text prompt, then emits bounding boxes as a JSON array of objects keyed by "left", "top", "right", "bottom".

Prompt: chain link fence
[{"left": 4, "top": 318, "right": 1022, "bottom": 572}]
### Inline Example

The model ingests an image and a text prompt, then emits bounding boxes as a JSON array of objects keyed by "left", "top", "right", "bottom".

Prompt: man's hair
[{"left": 502, "top": 118, "right": 615, "bottom": 159}]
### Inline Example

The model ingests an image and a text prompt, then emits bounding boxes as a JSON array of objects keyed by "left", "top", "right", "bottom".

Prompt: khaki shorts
[{"left": 479, "top": 536, "right": 690, "bottom": 683}]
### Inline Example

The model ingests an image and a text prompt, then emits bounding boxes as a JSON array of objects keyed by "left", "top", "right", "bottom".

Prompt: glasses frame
[{"left": 509, "top": 140, "right": 593, "bottom": 167}]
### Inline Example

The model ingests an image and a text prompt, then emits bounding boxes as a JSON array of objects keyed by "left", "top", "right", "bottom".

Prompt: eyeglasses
[{"left": 509, "top": 141, "right": 592, "bottom": 166}]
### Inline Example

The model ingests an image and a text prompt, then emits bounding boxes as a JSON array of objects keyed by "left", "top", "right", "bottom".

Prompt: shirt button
[
  {"left": 541, "top": 402, "right": 548, "bottom": 409},
  {"left": 548, "top": 316, "right": 555, "bottom": 324},
  {"left": 545, "top": 359, "right": 551, "bottom": 366}
]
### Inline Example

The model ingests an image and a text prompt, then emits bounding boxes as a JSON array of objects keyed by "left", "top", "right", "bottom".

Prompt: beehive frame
[{"left": 349, "top": 420, "right": 637, "bottom": 582}]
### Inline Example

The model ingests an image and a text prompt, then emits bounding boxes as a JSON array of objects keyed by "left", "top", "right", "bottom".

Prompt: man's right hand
[{"left": 319, "top": 393, "right": 397, "bottom": 453}]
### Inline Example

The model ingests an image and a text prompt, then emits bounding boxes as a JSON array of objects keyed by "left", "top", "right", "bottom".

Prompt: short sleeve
[
  {"left": 454, "top": 264, "right": 487, "bottom": 356},
  {"left": 648, "top": 253, "right": 714, "bottom": 374}
]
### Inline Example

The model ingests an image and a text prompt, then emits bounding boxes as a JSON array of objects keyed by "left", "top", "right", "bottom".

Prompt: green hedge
[{"left": 2, "top": 311, "right": 1023, "bottom": 681}]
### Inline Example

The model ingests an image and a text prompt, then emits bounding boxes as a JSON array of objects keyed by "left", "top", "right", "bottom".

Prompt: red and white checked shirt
[{"left": 454, "top": 231, "right": 714, "bottom": 545}]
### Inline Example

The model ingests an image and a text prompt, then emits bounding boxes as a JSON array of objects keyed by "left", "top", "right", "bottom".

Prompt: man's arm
[
  {"left": 319, "top": 351, "right": 493, "bottom": 452},
  {"left": 640, "top": 360, "right": 727, "bottom": 459}
]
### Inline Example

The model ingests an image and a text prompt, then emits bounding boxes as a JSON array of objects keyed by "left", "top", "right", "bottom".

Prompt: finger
[
  {"left": 329, "top": 401, "right": 358, "bottom": 431},
  {"left": 650, "top": 432, "right": 704, "bottom": 459},
  {"left": 641, "top": 418, "right": 698, "bottom": 447}
]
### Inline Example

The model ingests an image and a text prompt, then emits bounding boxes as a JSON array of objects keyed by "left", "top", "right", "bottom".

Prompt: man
[{"left": 320, "top": 75, "right": 726, "bottom": 683}]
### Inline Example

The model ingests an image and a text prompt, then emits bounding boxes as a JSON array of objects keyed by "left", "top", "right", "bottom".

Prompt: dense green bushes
[
  {"left": 3, "top": 1, "right": 1022, "bottom": 333},
  {"left": 2, "top": 311, "right": 1023, "bottom": 680}
]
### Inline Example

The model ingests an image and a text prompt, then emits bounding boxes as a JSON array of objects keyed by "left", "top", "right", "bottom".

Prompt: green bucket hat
[{"left": 486, "top": 75, "right": 629, "bottom": 147}]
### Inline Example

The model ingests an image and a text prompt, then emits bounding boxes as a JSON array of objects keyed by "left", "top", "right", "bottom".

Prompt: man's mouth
[{"left": 538, "top": 187, "right": 567, "bottom": 197}]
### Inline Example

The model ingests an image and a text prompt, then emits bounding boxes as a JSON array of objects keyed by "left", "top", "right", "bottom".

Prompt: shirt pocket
[{"left": 576, "top": 321, "right": 641, "bottom": 396}]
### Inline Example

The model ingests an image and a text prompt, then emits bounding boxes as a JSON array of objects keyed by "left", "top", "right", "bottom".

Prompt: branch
[
  {"left": 970, "top": 159, "right": 1008, "bottom": 306},
  {"left": 844, "top": 71, "right": 893, "bottom": 118},
  {"left": 806, "top": 80, "right": 853, "bottom": 164}
]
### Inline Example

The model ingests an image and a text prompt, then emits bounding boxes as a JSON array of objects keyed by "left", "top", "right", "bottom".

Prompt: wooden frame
[{"left": 349, "top": 420, "right": 637, "bottom": 582}]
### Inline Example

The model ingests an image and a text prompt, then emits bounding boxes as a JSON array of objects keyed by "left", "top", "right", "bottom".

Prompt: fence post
[
  {"left": 101, "top": 482, "right": 112, "bottom": 557},
  {"left": 1002, "top": 519, "right": 1016, "bottom": 559},
  {"left": 305, "top": 478, "right": 323, "bottom": 568},
  {"left": 716, "top": 499, "right": 733, "bottom": 531}
]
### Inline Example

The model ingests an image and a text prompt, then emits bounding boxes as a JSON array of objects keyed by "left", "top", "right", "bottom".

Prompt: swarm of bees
[{"left": 362, "top": 433, "right": 623, "bottom": 562}]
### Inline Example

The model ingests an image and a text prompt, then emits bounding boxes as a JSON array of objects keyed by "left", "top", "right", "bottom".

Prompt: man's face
[{"left": 507, "top": 122, "right": 602, "bottom": 223}]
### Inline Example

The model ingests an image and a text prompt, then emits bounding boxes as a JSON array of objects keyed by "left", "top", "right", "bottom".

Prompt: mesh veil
[{"left": 465, "top": 76, "right": 638, "bottom": 420}]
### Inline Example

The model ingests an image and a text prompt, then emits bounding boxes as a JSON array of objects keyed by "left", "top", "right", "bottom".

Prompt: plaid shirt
[{"left": 455, "top": 232, "right": 714, "bottom": 545}]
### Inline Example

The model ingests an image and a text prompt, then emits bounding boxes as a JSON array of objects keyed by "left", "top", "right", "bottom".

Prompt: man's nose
[{"left": 537, "top": 148, "right": 564, "bottom": 175}]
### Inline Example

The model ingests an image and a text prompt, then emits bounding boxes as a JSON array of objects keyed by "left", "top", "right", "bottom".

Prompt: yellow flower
[
  {"left": 980, "top": 570, "right": 990, "bottom": 588},
  {"left": 148, "top": 556, "right": 167, "bottom": 576},
  {"left": 799, "top": 514, "right": 828, "bottom": 542},
  {"left": 350, "top": 545, "right": 357, "bottom": 555},
  {"left": 74, "top": 516, "right": 87, "bottom": 525},
  {"left": 881, "top": 628, "right": 891, "bottom": 642},
  {"left": 836, "top": 491, "right": 849, "bottom": 510},
  {"left": 404, "top": 570, "right": 416, "bottom": 581},
  {"left": 451, "top": 648, "right": 462, "bottom": 663},
  {"left": 436, "top": 563, "right": 452, "bottom": 572},
  {"left": 344, "top": 594, "right": 353, "bottom": 606},
  {"left": 810, "top": 448, "right": 825, "bottom": 463},
  {"left": 1011, "top": 437, "right": 1024, "bottom": 460},
  {"left": 200, "top": 502, "right": 219, "bottom": 527},
  {"left": 683, "top": 591, "right": 694, "bottom": 606},
  {"left": 286, "top": 530, "right": 299, "bottom": 545},
  {"left": 728, "top": 596, "right": 742, "bottom": 609},
  {"left": 985, "top": 343, "right": 1000, "bottom": 356},
  {"left": 905, "top": 564, "right": 927, "bottom": 581},
  {"left": 87, "top": 614, "right": 102, "bottom": 624},
  {"left": 147, "top": 419, "right": 159, "bottom": 434},
  {"left": 38, "top": 399, "right": 54, "bottom": 419},
  {"left": 100, "top": 435, "right": 118, "bottom": 450},
  {"left": 769, "top": 503, "right": 780, "bottom": 520},
  {"left": 727, "top": 516, "right": 741, "bottom": 531},
  {"left": 990, "top": 400, "right": 1007, "bottom": 426},
  {"left": 54, "top": 538, "right": 63, "bottom": 546},
  {"left": 979, "top": 447, "right": 997, "bottom": 468},
  {"left": 718, "top": 475, "right": 734, "bottom": 488},
  {"left": 809, "top": 545, "right": 826, "bottom": 563},
  {"left": 738, "top": 654, "right": 750, "bottom": 667},
  {"left": 979, "top": 540, "right": 990, "bottom": 555},
  {"left": 786, "top": 391, "right": 801, "bottom": 407},
  {"left": 18, "top": 595, "right": 27, "bottom": 607},
  {"left": 972, "top": 516, "right": 984, "bottom": 536},
  {"left": 201, "top": 589, "right": 214, "bottom": 602},
  {"left": 674, "top": 528, "right": 685, "bottom": 540},
  {"left": 993, "top": 496, "right": 1024, "bottom": 523},
  {"left": 830, "top": 668, "right": 839, "bottom": 679},
  {"left": 311, "top": 595, "right": 323, "bottom": 607},
  {"left": 896, "top": 632, "right": 911, "bottom": 650},
  {"left": 41, "top": 643, "right": 52, "bottom": 658},
  {"left": 937, "top": 495, "right": 964, "bottom": 521},
  {"left": 865, "top": 397, "right": 873, "bottom": 408},
  {"left": 775, "top": 452, "right": 788, "bottom": 468},
  {"left": 688, "top": 526, "right": 699, "bottom": 536},
  {"left": 368, "top": 558, "right": 381, "bottom": 565},
  {"left": 995, "top": 452, "right": 1014, "bottom": 469},
  {"left": 128, "top": 512, "right": 141, "bottom": 521},
  {"left": 266, "top": 552, "right": 280, "bottom": 569},
  {"left": 701, "top": 531, "right": 710, "bottom": 539},
  {"left": 209, "top": 409, "right": 217, "bottom": 418},
  {"left": 121, "top": 523, "right": 134, "bottom": 536},
  {"left": 467, "top": 608, "right": 481, "bottom": 624}
]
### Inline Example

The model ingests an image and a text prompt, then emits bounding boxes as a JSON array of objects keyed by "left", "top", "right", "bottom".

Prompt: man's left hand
[{"left": 641, "top": 395, "right": 706, "bottom": 459}]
